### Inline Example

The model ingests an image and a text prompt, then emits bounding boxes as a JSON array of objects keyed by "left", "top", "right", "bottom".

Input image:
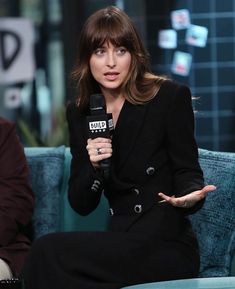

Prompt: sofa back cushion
[
  {"left": 189, "top": 149, "right": 235, "bottom": 277},
  {"left": 25, "top": 146, "right": 65, "bottom": 239}
]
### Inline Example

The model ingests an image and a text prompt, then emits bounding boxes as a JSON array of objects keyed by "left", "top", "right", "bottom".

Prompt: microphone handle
[{"left": 99, "top": 155, "right": 110, "bottom": 179}]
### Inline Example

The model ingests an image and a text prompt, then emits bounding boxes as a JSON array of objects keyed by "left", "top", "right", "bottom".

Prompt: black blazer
[{"left": 66, "top": 80, "right": 204, "bottom": 234}]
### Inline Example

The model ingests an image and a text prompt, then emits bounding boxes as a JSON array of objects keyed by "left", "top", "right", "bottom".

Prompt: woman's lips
[{"left": 104, "top": 72, "right": 119, "bottom": 80}]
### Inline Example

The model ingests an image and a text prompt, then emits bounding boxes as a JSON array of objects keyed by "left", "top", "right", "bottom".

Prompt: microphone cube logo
[{"left": 89, "top": 121, "right": 107, "bottom": 133}]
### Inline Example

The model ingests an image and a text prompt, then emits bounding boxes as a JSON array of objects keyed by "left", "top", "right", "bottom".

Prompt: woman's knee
[{"left": 30, "top": 232, "right": 62, "bottom": 257}]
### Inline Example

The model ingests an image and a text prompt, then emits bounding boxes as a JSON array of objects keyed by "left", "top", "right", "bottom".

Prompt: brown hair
[{"left": 71, "top": 6, "right": 166, "bottom": 109}]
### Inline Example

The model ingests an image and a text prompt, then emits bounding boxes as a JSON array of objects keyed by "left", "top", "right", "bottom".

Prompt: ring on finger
[{"left": 96, "top": 148, "right": 102, "bottom": 155}]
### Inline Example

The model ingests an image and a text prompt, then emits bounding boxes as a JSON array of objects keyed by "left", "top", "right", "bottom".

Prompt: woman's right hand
[{"left": 86, "top": 138, "right": 112, "bottom": 168}]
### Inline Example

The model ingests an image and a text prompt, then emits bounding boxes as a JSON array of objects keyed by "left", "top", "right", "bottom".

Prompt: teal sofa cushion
[
  {"left": 189, "top": 149, "right": 235, "bottom": 277},
  {"left": 25, "top": 146, "right": 65, "bottom": 239}
]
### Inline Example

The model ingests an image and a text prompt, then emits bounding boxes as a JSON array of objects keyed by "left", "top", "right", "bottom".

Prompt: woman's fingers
[
  {"left": 200, "top": 185, "right": 216, "bottom": 196},
  {"left": 86, "top": 138, "right": 112, "bottom": 166},
  {"left": 186, "top": 185, "right": 217, "bottom": 201},
  {"left": 158, "top": 192, "right": 193, "bottom": 208},
  {"left": 158, "top": 184, "right": 216, "bottom": 208},
  {"left": 87, "top": 138, "right": 112, "bottom": 155}
]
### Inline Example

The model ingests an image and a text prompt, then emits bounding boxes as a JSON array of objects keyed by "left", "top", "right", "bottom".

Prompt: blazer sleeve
[
  {"left": 66, "top": 102, "right": 104, "bottom": 216},
  {"left": 166, "top": 84, "right": 205, "bottom": 212},
  {"left": 0, "top": 120, "right": 35, "bottom": 246}
]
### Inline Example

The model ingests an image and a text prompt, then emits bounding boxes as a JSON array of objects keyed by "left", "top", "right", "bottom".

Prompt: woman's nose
[{"left": 106, "top": 53, "right": 116, "bottom": 67}]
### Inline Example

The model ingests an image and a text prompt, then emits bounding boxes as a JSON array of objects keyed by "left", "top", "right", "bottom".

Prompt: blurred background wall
[{"left": 0, "top": 0, "right": 234, "bottom": 152}]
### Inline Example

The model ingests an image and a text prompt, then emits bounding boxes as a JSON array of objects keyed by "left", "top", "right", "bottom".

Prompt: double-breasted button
[
  {"left": 133, "top": 188, "right": 140, "bottom": 195},
  {"left": 94, "top": 180, "right": 101, "bottom": 186},
  {"left": 91, "top": 179, "right": 101, "bottom": 192},
  {"left": 134, "top": 204, "right": 142, "bottom": 213},
  {"left": 146, "top": 166, "right": 155, "bottom": 176},
  {"left": 109, "top": 208, "right": 114, "bottom": 216},
  {"left": 91, "top": 186, "right": 98, "bottom": 192}
]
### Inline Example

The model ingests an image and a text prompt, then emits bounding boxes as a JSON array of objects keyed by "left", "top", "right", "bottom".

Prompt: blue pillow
[
  {"left": 25, "top": 146, "right": 65, "bottom": 239},
  {"left": 189, "top": 149, "right": 235, "bottom": 277}
]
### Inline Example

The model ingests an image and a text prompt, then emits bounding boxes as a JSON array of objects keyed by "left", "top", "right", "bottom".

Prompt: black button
[
  {"left": 146, "top": 166, "right": 155, "bottom": 175},
  {"left": 134, "top": 205, "right": 142, "bottom": 213}
]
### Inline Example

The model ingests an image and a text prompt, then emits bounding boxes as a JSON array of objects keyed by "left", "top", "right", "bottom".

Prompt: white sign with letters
[{"left": 0, "top": 18, "right": 35, "bottom": 84}]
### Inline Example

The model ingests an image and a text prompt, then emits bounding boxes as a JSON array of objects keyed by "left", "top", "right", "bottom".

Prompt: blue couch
[{"left": 24, "top": 146, "right": 235, "bottom": 286}]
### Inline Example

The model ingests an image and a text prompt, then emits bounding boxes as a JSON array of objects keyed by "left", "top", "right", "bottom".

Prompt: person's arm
[
  {"left": 66, "top": 103, "right": 104, "bottom": 216},
  {"left": 166, "top": 84, "right": 204, "bottom": 194},
  {"left": 160, "top": 84, "right": 215, "bottom": 213},
  {"left": 0, "top": 120, "right": 34, "bottom": 246}
]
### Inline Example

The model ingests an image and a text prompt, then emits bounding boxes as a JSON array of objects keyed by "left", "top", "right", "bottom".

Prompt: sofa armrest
[{"left": 189, "top": 149, "right": 235, "bottom": 277}]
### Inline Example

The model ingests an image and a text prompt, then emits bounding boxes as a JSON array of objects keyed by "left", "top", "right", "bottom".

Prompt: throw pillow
[
  {"left": 189, "top": 149, "right": 235, "bottom": 277},
  {"left": 25, "top": 146, "right": 65, "bottom": 239}
]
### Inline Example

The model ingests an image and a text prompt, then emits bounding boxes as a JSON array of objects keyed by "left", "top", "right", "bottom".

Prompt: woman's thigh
[{"left": 23, "top": 231, "right": 199, "bottom": 289}]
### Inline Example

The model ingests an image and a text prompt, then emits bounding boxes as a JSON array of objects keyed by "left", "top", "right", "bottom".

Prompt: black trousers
[{"left": 23, "top": 206, "right": 200, "bottom": 289}]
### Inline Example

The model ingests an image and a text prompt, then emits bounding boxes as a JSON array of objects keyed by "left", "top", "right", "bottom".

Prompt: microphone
[{"left": 86, "top": 94, "right": 114, "bottom": 178}]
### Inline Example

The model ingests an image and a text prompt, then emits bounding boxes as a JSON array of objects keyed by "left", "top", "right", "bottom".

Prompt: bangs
[{"left": 89, "top": 16, "right": 134, "bottom": 51}]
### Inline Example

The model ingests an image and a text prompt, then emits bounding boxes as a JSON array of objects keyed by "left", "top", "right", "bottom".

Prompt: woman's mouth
[{"left": 104, "top": 72, "right": 119, "bottom": 81}]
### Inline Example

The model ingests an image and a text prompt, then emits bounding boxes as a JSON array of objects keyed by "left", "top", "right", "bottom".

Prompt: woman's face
[{"left": 89, "top": 41, "right": 132, "bottom": 94}]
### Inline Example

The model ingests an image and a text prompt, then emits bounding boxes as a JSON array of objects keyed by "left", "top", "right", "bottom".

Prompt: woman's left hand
[{"left": 158, "top": 185, "right": 216, "bottom": 208}]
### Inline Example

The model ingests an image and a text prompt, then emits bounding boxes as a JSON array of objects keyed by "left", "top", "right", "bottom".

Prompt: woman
[{"left": 23, "top": 6, "right": 215, "bottom": 289}]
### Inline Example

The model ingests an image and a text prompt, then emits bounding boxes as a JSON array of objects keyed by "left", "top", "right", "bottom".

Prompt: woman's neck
[{"left": 103, "top": 93, "right": 125, "bottom": 128}]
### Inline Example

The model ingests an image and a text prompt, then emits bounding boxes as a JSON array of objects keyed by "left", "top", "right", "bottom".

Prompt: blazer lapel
[{"left": 113, "top": 100, "right": 148, "bottom": 170}]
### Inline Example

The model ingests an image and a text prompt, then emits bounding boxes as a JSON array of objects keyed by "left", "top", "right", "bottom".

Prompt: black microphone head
[{"left": 90, "top": 94, "right": 106, "bottom": 114}]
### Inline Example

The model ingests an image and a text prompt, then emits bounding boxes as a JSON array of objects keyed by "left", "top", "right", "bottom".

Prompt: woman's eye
[
  {"left": 94, "top": 48, "right": 105, "bottom": 55},
  {"left": 117, "top": 47, "right": 127, "bottom": 55}
]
